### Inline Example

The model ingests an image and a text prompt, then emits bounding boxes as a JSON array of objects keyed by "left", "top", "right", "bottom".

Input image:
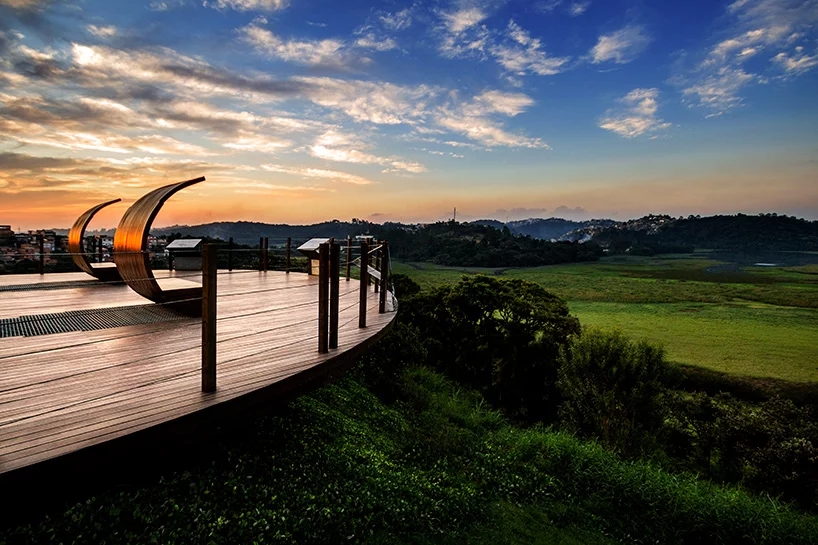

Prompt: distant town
[{"left": 0, "top": 224, "right": 169, "bottom": 274}]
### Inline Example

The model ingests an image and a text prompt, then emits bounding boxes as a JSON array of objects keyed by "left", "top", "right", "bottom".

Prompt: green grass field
[{"left": 394, "top": 252, "right": 818, "bottom": 383}]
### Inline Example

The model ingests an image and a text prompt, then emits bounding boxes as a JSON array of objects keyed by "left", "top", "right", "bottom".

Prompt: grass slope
[
  {"left": 570, "top": 301, "right": 818, "bottom": 383},
  {"left": 4, "top": 369, "right": 815, "bottom": 544}
]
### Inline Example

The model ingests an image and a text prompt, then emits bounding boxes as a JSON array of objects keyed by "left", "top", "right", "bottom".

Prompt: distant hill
[
  {"left": 471, "top": 218, "right": 617, "bottom": 241},
  {"left": 148, "top": 219, "right": 602, "bottom": 267},
  {"left": 591, "top": 214, "right": 818, "bottom": 253},
  {"left": 142, "top": 214, "right": 818, "bottom": 258}
]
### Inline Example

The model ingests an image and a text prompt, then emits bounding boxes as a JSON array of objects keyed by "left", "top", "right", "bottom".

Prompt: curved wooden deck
[{"left": 0, "top": 270, "right": 395, "bottom": 478}]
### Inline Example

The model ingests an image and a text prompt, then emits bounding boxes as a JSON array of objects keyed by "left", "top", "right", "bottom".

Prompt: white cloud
[
  {"left": 381, "top": 8, "right": 414, "bottom": 30},
  {"left": 469, "top": 90, "right": 535, "bottom": 116},
  {"left": 309, "top": 130, "right": 426, "bottom": 173},
  {"left": 590, "top": 25, "right": 651, "bottom": 64},
  {"left": 680, "top": 0, "right": 818, "bottom": 115},
  {"left": 300, "top": 77, "right": 440, "bottom": 125},
  {"left": 436, "top": 114, "right": 547, "bottom": 148},
  {"left": 491, "top": 20, "right": 569, "bottom": 76},
  {"left": 354, "top": 33, "right": 398, "bottom": 51},
  {"left": 681, "top": 67, "right": 755, "bottom": 115},
  {"left": 239, "top": 24, "right": 348, "bottom": 66},
  {"left": 568, "top": 1, "right": 590, "bottom": 16},
  {"left": 207, "top": 0, "right": 288, "bottom": 12},
  {"left": 772, "top": 46, "right": 818, "bottom": 75},
  {"left": 535, "top": 0, "right": 562, "bottom": 12},
  {"left": 599, "top": 88, "right": 671, "bottom": 138},
  {"left": 86, "top": 25, "right": 117, "bottom": 38},
  {"left": 222, "top": 135, "right": 292, "bottom": 153},
  {"left": 442, "top": 7, "right": 487, "bottom": 33},
  {"left": 261, "top": 163, "right": 374, "bottom": 185},
  {"left": 435, "top": 90, "right": 546, "bottom": 148}
]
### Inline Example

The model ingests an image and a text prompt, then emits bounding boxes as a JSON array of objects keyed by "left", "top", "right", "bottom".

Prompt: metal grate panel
[
  {"left": 0, "top": 305, "right": 191, "bottom": 338},
  {"left": 0, "top": 280, "right": 110, "bottom": 292}
]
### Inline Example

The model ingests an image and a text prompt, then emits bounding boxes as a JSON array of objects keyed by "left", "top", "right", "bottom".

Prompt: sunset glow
[{"left": 1, "top": 0, "right": 817, "bottom": 230}]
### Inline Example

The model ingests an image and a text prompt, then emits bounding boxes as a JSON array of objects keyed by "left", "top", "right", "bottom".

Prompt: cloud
[
  {"left": 354, "top": 32, "right": 398, "bottom": 51},
  {"left": 554, "top": 205, "right": 587, "bottom": 216},
  {"left": 442, "top": 7, "right": 487, "bottom": 33},
  {"left": 380, "top": 8, "right": 413, "bottom": 30},
  {"left": 568, "top": 2, "right": 590, "bottom": 16},
  {"left": 148, "top": 0, "right": 186, "bottom": 11},
  {"left": 261, "top": 163, "right": 374, "bottom": 185},
  {"left": 300, "top": 77, "right": 440, "bottom": 125},
  {"left": 436, "top": 1, "right": 495, "bottom": 59},
  {"left": 590, "top": 25, "right": 651, "bottom": 64},
  {"left": 468, "top": 90, "right": 535, "bottom": 116},
  {"left": 433, "top": 88, "right": 548, "bottom": 148},
  {"left": 599, "top": 88, "right": 671, "bottom": 138},
  {"left": 86, "top": 24, "right": 117, "bottom": 38},
  {"left": 238, "top": 23, "right": 350, "bottom": 66},
  {"left": 535, "top": 0, "right": 562, "bottom": 13},
  {"left": 771, "top": 46, "right": 818, "bottom": 75},
  {"left": 309, "top": 130, "right": 426, "bottom": 173},
  {"left": 491, "top": 20, "right": 569, "bottom": 76},
  {"left": 206, "top": 0, "right": 288, "bottom": 12},
  {"left": 679, "top": 0, "right": 818, "bottom": 115}
]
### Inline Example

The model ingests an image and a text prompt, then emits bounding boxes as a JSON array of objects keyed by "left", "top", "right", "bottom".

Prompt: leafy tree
[{"left": 407, "top": 275, "right": 579, "bottom": 422}]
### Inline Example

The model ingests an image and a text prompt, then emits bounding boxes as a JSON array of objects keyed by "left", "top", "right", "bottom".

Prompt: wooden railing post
[
  {"left": 329, "top": 241, "right": 340, "bottom": 349},
  {"left": 38, "top": 234, "right": 44, "bottom": 275},
  {"left": 228, "top": 237, "right": 233, "bottom": 271},
  {"left": 285, "top": 237, "right": 291, "bottom": 273},
  {"left": 202, "top": 244, "right": 217, "bottom": 393},
  {"left": 263, "top": 237, "right": 269, "bottom": 271},
  {"left": 345, "top": 236, "right": 352, "bottom": 281},
  {"left": 379, "top": 240, "right": 389, "bottom": 314},
  {"left": 359, "top": 240, "right": 368, "bottom": 328},
  {"left": 373, "top": 240, "right": 380, "bottom": 293},
  {"left": 318, "top": 242, "right": 329, "bottom": 353},
  {"left": 258, "top": 237, "right": 263, "bottom": 271}
]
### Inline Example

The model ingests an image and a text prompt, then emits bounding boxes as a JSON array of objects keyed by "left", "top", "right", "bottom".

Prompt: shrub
[{"left": 558, "top": 329, "right": 673, "bottom": 456}]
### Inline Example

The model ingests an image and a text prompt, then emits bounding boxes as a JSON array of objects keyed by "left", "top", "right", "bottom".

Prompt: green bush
[
  {"left": 407, "top": 275, "right": 579, "bottom": 422},
  {"left": 558, "top": 329, "right": 673, "bottom": 456}
]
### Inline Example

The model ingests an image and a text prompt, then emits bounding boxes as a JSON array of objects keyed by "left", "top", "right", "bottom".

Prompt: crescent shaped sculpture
[
  {"left": 113, "top": 176, "right": 205, "bottom": 311},
  {"left": 68, "top": 198, "right": 122, "bottom": 282}
]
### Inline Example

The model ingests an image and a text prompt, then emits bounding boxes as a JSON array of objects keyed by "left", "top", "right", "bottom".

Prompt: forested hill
[
  {"left": 472, "top": 218, "right": 617, "bottom": 240},
  {"left": 154, "top": 220, "right": 602, "bottom": 267},
  {"left": 375, "top": 222, "right": 602, "bottom": 267},
  {"left": 592, "top": 214, "right": 818, "bottom": 252}
]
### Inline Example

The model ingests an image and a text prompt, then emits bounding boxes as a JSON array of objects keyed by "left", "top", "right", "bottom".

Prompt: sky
[{"left": 0, "top": 0, "right": 817, "bottom": 230}]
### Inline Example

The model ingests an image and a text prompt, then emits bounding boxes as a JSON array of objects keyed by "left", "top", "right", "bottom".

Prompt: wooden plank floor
[{"left": 0, "top": 270, "right": 395, "bottom": 475}]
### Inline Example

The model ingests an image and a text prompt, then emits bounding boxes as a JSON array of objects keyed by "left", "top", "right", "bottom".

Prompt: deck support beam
[
  {"left": 318, "top": 242, "right": 329, "bottom": 353},
  {"left": 329, "top": 241, "right": 340, "bottom": 349},
  {"left": 379, "top": 241, "right": 389, "bottom": 314},
  {"left": 359, "top": 240, "right": 368, "bottom": 328},
  {"left": 345, "top": 236, "right": 351, "bottom": 281},
  {"left": 202, "top": 244, "right": 217, "bottom": 392}
]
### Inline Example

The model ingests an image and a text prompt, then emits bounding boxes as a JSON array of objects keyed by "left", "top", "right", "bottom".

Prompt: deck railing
[{"left": 198, "top": 237, "right": 392, "bottom": 392}]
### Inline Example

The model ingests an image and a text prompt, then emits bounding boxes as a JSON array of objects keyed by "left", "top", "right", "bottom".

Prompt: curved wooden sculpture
[
  {"left": 113, "top": 176, "right": 205, "bottom": 311},
  {"left": 68, "top": 198, "right": 122, "bottom": 281}
]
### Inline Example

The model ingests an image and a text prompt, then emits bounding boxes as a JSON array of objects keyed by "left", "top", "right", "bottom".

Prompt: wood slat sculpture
[
  {"left": 67, "top": 198, "right": 122, "bottom": 281},
  {"left": 113, "top": 176, "right": 205, "bottom": 313}
]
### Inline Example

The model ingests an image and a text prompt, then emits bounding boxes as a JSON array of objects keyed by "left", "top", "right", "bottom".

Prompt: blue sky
[{"left": 0, "top": 0, "right": 816, "bottom": 229}]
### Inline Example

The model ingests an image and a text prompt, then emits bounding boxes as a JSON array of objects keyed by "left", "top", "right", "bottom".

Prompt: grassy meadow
[{"left": 393, "top": 251, "right": 818, "bottom": 383}]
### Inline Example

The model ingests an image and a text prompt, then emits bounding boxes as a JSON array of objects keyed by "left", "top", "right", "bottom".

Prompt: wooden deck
[{"left": 0, "top": 270, "right": 395, "bottom": 477}]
